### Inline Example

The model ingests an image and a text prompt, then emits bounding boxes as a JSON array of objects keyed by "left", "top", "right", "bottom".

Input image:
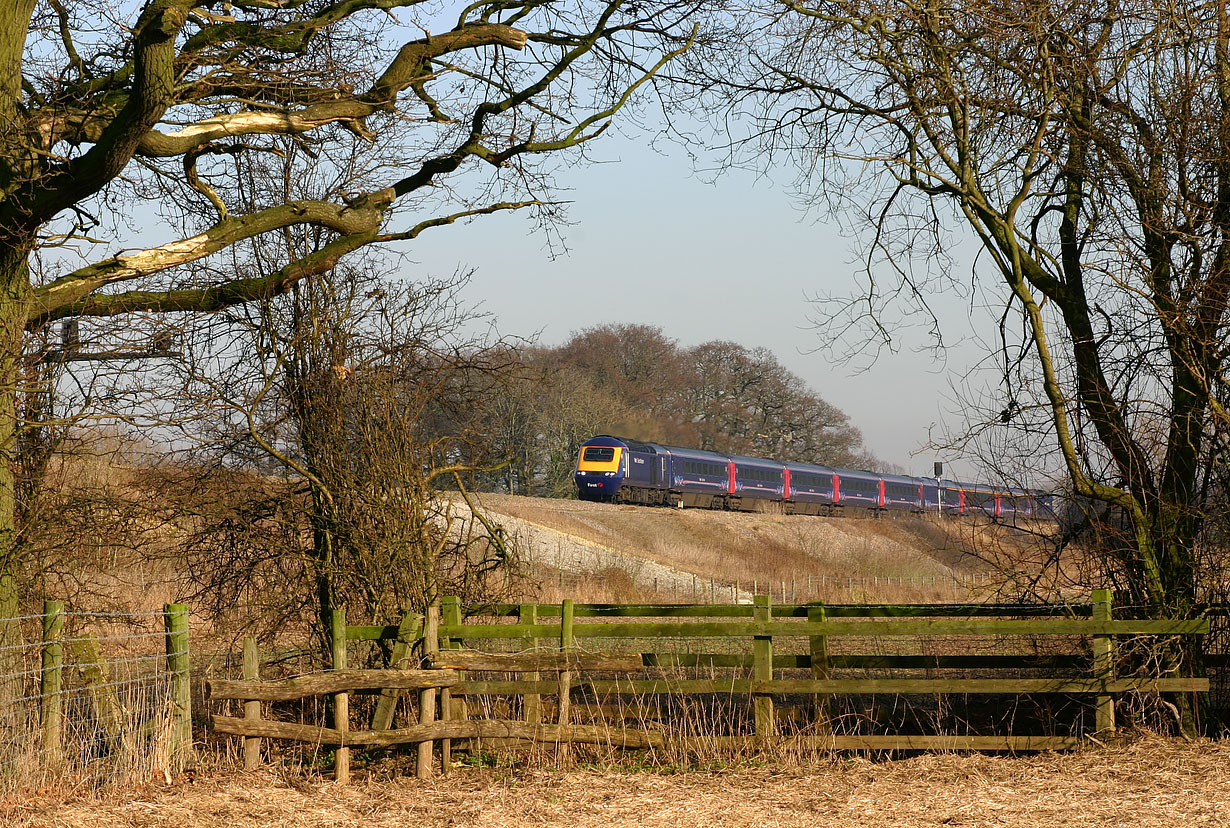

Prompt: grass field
[{"left": 6, "top": 736, "right": 1226, "bottom": 827}]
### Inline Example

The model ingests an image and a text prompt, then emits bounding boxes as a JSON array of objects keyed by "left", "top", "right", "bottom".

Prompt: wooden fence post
[
  {"left": 440, "top": 596, "right": 462, "bottom": 775},
  {"left": 521, "top": 604, "right": 541, "bottom": 725},
  {"left": 808, "top": 604, "right": 831, "bottom": 736},
  {"left": 73, "top": 632, "right": 124, "bottom": 753},
  {"left": 417, "top": 605, "right": 439, "bottom": 779},
  {"left": 370, "top": 611, "right": 423, "bottom": 731},
  {"left": 329, "top": 608, "right": 349, "bottom": 784},
  {"left": 1092, "top": 589, "right": 1115, "bottom": 734},
  {"left": 558, "top": 599, "right": 575, "bottom": 761},
  {"left": 753, "top": 594, "right": 775, "bottom": 739},
  {"left": 40, "top": 599, "right": 64, "bottom": 769},
  {"left": 164, "top": 604, "right": 193, "bottom": 767},
  {"left": 242, "top": 636, "right": 261, "bottom": 770}
]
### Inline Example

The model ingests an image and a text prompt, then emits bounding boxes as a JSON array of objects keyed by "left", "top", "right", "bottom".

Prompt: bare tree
[
  {"left": 677, "top": 340, "right": 867, "bottom": 465},
  {"left": 529, "top": 324, "right": 870, "bottom": 469},
  {"left": 534, "top": 366, "right": 641, "bottom": 495},
  {"left": 546, "top": 324, "right": 685, "bottom": 410},
  {"left": 176, "top": 270, "right": 521, "bottom": 646},
  {"left": 0, "top": 0, "right": 701, "bottom": 668},
  {"left": 699, "top": 2, "right": 1230, "bottom": 657},
  {"left": 479, "top": 367, "right": 546, "bottom": 496}
]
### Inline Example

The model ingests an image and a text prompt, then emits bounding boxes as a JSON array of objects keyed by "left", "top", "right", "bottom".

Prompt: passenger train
[{"left": 574, "top": 435, "right": 1050, "bottom": 519}]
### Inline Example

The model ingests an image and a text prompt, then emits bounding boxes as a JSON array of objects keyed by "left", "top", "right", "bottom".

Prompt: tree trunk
[
  {"left": 0, "top": 247, "right": 30, "bottom": 710},
  {"left": 0, "top": 0, "right": 39, "bottom": 711}
]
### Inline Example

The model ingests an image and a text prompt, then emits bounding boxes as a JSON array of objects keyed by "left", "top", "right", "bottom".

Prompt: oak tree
[{"left": 0, "top": 0, "right": 696, "bottom": 665}]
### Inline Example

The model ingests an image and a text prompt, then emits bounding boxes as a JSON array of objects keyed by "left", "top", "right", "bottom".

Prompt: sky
[{"left": 403, "top": 132, "right": 998, "bottom": 478}]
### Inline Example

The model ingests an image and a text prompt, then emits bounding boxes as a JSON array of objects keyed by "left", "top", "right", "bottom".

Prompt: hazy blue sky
[{"left": 405, "top": 132, "right": 998, "bottom": 477}]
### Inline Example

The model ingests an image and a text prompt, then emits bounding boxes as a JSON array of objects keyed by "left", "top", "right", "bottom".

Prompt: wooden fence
[
  {"left": 208, "top": 606, "right": 655, "bottom": 783},
  {"left": 210, "top": 591, "right": 1210, "bottom": 781}
]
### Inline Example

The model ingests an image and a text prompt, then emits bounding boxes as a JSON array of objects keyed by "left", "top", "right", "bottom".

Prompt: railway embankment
[{"left": 477, "top": 494, "right": 1070, "bottom": 604}]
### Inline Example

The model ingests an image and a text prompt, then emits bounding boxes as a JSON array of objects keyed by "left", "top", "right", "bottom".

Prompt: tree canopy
[{"left": 482, "top": 323, "right": 872, "bottom": 496}]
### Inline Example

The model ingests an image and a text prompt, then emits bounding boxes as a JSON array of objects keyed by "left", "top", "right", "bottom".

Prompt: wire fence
[
  {"left": 552, "top": 569, "right": 1035, "bottom": 604},
  {"left": 0, "top": 602, "right": 191, "bottom": 794}
]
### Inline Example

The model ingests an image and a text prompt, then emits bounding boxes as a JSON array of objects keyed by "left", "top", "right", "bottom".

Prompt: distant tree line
[{"left": 471, "top": 323, "right": 874, "bottom": 498}]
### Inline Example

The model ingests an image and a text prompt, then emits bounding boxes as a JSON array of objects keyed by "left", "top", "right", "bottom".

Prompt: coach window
[{"left": 848, "top": 479, "right": 875, "bottom": 497}]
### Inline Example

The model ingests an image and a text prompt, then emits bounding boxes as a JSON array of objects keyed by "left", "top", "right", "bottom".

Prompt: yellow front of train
[{"left": 574, "top": 437, "right": 627, "bottom": 501}]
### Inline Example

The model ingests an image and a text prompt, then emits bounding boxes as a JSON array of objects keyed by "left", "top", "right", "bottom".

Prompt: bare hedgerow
[{"left": 169, "top": 270, "right": 527, "bottom": 655}]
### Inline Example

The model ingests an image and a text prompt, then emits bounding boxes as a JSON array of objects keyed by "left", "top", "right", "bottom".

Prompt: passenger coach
[{"left": 574, "top": 435, "right": 1046, "bottom": 519}]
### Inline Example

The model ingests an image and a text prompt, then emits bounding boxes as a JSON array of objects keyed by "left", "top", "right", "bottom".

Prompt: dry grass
[
  {"left": 0, "top": 607, "right": 185, "bottom": 799},
  {"left": 481, "top": 494, "right": 1070, "bottom": 605},
  {"left": 0, "top": 689, "right": 180, "bottom": 798},
  {"left": 5, "top": 736, "right": 1228, "bottom": 827}
]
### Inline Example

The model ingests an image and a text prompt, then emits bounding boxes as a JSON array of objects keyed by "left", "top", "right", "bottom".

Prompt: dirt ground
[{"left": 6, "top": 737, "right": 1229, "bottom": 828}]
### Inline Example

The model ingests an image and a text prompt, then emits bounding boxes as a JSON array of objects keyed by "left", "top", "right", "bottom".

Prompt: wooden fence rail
[
  {"left": 431, "top": 590, "right": 1208, "bottom": 749},
  {"left": 212, "top": 717, "right": 667, "bottom": 749},
  {"left": 211, "top": 591, "right": 1211, "bottom": 781},
  {"left": 436, "top": 619, "right": 1209, "bottom": 638},
  {"left": 211, "top": 633, "right": 655, "bottom": 780},
  {"left": 205, "top": 669, "right": 460, "bottom": 701}
]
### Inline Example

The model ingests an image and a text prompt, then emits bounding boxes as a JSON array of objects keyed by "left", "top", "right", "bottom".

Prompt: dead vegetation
[
  {"left": 7, "top": 473, "right": 1222, "bottom": 818},
  {"left": 5, "top": 736, "right": 1227, "bottom": 827},
  {"left": 25, "top": 451, "right": 1078, "bottom": 618}
]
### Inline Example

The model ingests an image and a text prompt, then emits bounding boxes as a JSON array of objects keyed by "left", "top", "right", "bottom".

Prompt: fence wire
[
  {"left": 0, "top": 609, "right": 180, "bottom": 793},
  {"left": 551, "top": 568, "right": 1050, "bottom": 605}
]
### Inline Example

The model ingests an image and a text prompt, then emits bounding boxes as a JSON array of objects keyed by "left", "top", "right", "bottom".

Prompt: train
[{"left": 574, "top": 435, "right": 1051, "bottom": 519}]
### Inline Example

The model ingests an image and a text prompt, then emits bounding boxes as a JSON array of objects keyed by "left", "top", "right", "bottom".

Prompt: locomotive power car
[{"left": 574, "top": 435, "right": 1048, "bottom": 518}]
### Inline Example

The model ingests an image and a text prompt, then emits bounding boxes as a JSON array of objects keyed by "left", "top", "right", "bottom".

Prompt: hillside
[{"left": 477, "top": 494, "right": 1074, "bottom": 605}]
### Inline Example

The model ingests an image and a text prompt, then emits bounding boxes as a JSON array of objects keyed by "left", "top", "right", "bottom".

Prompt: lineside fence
[
  {"left": 0, "top": 601, "right": 192, "bottom": 793},
  {"left": 554, "top": 570, "right": 1010, "bottom": 603},
  {"left": 211, "top": 592, "right": 1209, "bottom": 782}
]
